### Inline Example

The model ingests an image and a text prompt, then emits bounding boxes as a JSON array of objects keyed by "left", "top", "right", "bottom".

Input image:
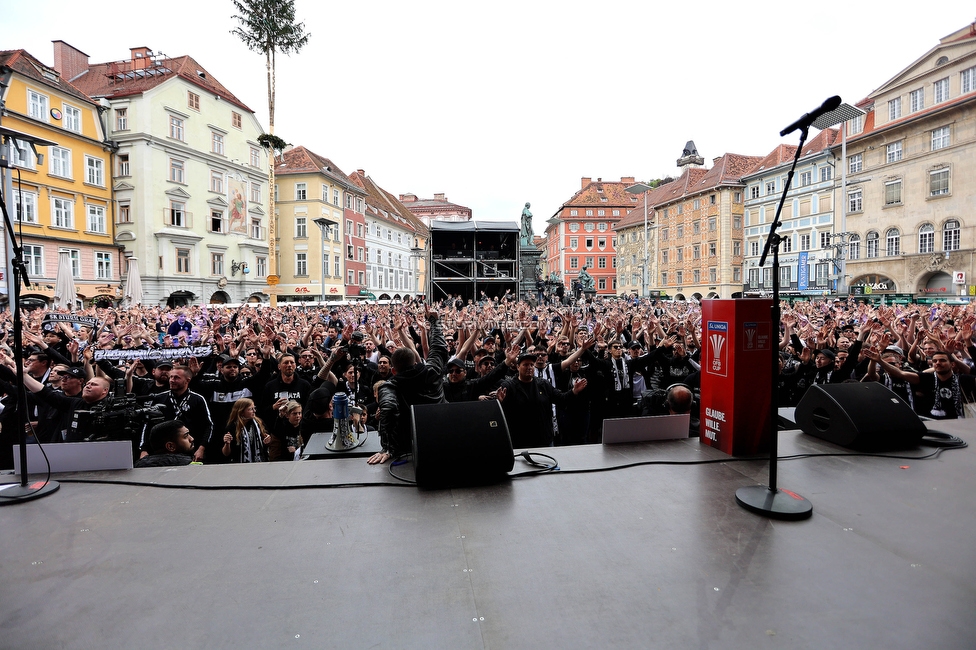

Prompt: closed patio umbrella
[
  {"left": 53, "top": 249, "right": 76, "bottom": 311},
  {"left": 123, "top": 257, "right": 143, "bottom": 307}
]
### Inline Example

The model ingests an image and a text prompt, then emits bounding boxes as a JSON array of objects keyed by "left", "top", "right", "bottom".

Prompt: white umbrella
[
  {"left": 53, "top": 249, "right": 76, "bottom": 311},
  {"left": 123, "top": 257, "right": 143, "bottom": 307}
]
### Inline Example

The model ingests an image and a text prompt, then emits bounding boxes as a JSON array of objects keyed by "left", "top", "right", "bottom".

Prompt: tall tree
[{"left": 231, "top": 0, "right": 310, "bottom": 305}]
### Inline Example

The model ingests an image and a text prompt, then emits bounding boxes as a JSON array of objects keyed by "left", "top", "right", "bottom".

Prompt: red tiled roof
[
  {"left": 558, "top": 177, "right": 640, "bottom": 211},
  {"left": 0, "top": 49, "right": 98, "bottom": 107},
  {"left": 70, "top": 53, "right": 253, "bottom": 113},
  {"left": 347, "top": 170, "right": 429, "bottom": 236},
  {"left": 743, "top": 144, "right": 798, "bottom": 176},
  {"left": 274, "top": 145, "right": 363, "bottom": 193}
]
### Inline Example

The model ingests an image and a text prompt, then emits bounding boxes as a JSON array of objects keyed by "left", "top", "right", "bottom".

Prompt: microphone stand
[
  {"left": 0, "top": 177, "right": 60, "bottom": 504},
  {"left": 734, "top": 125, "right": 812, "bottom": 521}
]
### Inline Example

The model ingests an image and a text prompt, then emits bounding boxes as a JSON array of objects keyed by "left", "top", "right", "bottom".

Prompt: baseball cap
[
  {"left": 62, "top": 366, "right": 86, "bottom": 380},
  {"left": 884, "top": 345, "right": 905, "bottom": 357}
]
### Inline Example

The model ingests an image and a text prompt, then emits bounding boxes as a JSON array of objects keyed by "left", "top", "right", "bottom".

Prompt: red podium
[{"left": 699, "top": 299, "right": 774, "bottom": 456}]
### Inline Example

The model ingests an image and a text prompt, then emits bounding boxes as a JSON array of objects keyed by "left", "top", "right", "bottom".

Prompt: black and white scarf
[
  {"left": 931, "top": 373, "right": 963, "bottom": 419},
  {"left": 612, "top": 357, "right": 630, "bottom": 392}
]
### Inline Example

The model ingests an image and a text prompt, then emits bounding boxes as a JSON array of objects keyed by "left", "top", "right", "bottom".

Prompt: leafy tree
[{"left": 231, "top": 0, "right": 310, "bottom": 301}]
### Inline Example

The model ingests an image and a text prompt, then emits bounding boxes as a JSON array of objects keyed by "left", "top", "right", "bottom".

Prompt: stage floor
[{"left": 1, "top": 420, "right": 974, "bottom": 649}]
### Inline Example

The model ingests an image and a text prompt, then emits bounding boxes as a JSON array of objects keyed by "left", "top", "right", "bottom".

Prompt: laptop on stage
[{"left": 602, "top": 414, "right": 691, "bottom": 444}]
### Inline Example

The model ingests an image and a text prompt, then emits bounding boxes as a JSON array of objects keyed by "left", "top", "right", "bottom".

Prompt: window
[
  {"left": 63, "top": 104, "right": 82, "bottom": 132},
  {"left": 693, "top": 269, "right": 700, "bottom": 283},
  {"left": 733, "top": 241, "right": 741, "bottom": 256},
  {"left": 888, "top": 97, "right": 901, "bottom": 120},
  {"left": 211, "top": 132, "right": 224, "bottom": 155},
  {"left": 27, "top": 89, "right": 48, "bottom": 120},
  {"left": 52, "top": 196, "right": 73, "bottom": 228},
  {"left": 677, "top": 204, "right": 683, "bottom": 215},
  {"left": 848, "top": 234, "right": 860, "bottom": 260},
  {"left": 676, "top": 225, "right": 684, "bottom": 238},
  {"left": 598, "top": 257, "right": 607, "bottom": 269},
  {"left": 357, "top": 247, "right": 364, "bottom": 261},
  {"left": 24, "top": 244, "right": 43, "bottom": 275},
  {"left": 569, "top": 237, "right": 578, "bottom": 249},
  {"left": 884, "top": 180, "right": 902, "bottom": 205},
  {"left": 296, "top": 217, "right": 307, "bottom": 238},
  {"left": 765, "top": 181, "right": 776, "bottom": 195},
  {"left": 963, "top": 66, "right": 976, "bottom": 94},
  {"left": 62, "top": 249, "right": 81, "bottom": 278},
  {"left": 256, "top": 256, "right": 266, "bottom": 277},
  {"left": 943, "top": 220, "right": 960, "bottom": 251},
  {"left": 585, "top": 237, "right": 593, "bottom": 249},
  {"left": 585, "top": 209, "right": 593, "bottom": 217},
  {"left": 210, "top": 170, "right": 223, "bottom": 193},
  {"left": 176, "top": 248, "right": 191, "bottom": 274},
  {"left": 750, "top": 186, "right": 760, "bottom": 199},
  {"left": 250, "top": 147, "right": 260, "bottom": 167},
  {"left": 188, "top": 91, "right": 200, "bottom": 110},
  {"left": 347, "top": 245, "right": 354, "bottom": 260},
  {"left": 210, "top": 210, "right": 225, "bottom": 233},
  {"left": 296, "top": 253, "right": 307, "bottom": 276},
  {"left": 569, "top": 209, "right": 578, "bottom": 217},
  {"left": 82, "top": 156, "right": 104, "bottom": 186},
  {"left": 782, "top": 236, "right": 792, "bottom": 253},
  {"left": 585, "top": 257, "right": 594, "bottom": 268},
  {"left": 250, "top": 183, "right": 261, "bottom": 203},
  {"left": 886, "top": 228, "right": 900, "bottom": 256},
  {"left": 815, "top": 264, "right": 829, "bottom": 286},
  {"left": 780, "top": 266, "right": 791, "bottom": 284},
  {"left": 693, "top": 221, "right": 700, "bottom": 234},
  {"left": 597, "top": 209, "right": 605, "bottom": 217},
  {"left": 50, "top": 147, "right": 71, "bottom": 178},
  {"left": 800, "top": 171, "right": 812, "bottom": 186},
  {"left": 584, "top": 223, "right": 595, "bottom": 232},
  {"left": 933, "top": 77, "right": 949, "bottom": 104},
  {"left": 866, "top": 231, "right": 879, "bottom": 258},
  {"left": 333, "top": 189, "right": 340, "bottom": 206},
  {"left": 930, "top": 169, "right": 950, "bottom": 196},
  {"left": 296, "top": 183, "right": 307, "bottom": 200},
  {"left": 800, "top": 234, "right": 811, "bottom": 250},
  {"left": 692, "top": 244, "right": 701, "bottom": 259},
  {"left": 92, "top": 251, "right": 111, "bottom": 280},
  {"left": 662, "top": 272, "right": 668, "bottom": 285},
  {"left": 118, "top": 203, "right": 132, "bottom": 224},
  {"left": 115, "top": 107, "right": 128, "bottom": 130},
  {"left": 709, "top": 267, "right": 717, "bottom": 283},
  {"left": 9, "top": 141, "right": 34, "bottom": 169},
  {"left": 910, "top": 88, "right": 924, "bottom": 113},
  {"left": 117, "top": 153, "right": 130, "bottom": 176},
  {"left": 170, "top": 158, "right": 185, "bottom": 183},
  {"left": 169, "top": 115, "right": 184, "bottom": 141},
  {"left": 708, "top": 217, "right": 716, "bottom": 231},
  {"left": 598, "top": 237, "right": 606, "bottom": 249},
  {"left": 676, "top": 248, "right": 684, "bottom": 262},
  {"left": 708, "top": 242, "right": 716, "bottom": 257},
  {"left": 676, "top": 271, "right": 683, "bottom": 285},
  {"left": 710, "top": 195, "right": 717, "bottom": 205},
  {"left": 232, "top": 111, "right": 243, "bottom": 129},
  {"left": 660, "top": 228, "right": 668, "bottom": 241},
  {"left": 597, "top": 222, "right": 607, "bottom": 231},
  {"left": 348, "top": 270, "right": 355, "bottom": 285},
  {"left": 251, "top": 218, "right": 262, "bottom": 239},
  {"left": 569, "top": 223, "right": 580, "bottom": 232},
  {"left": 750, "top": 241, "right": 760, "bottom": 257},
  {"left": 87, "top": 204, "right": 106, "bottom": 233},
  {"left": 169, "top": 201, "right": 186, "bottom": 227},
  {"left": 849, "top": 153, "right": 862, "bottom": 174},
  {"left": 848, "top": 189, "right": 862, "bottom": 213},
  {"left": 820, "top": 166, "right": 832, "bottom": 182},
  {"left": 13, "top": 190, "right": 37, "bottom": 223},
  {"left": 733, "top": 215, "right": 741, "bottom": 229},
  {"left": 333, "top": 255, "right": 339, "bottom": 277},
  {"left": 748, "top": 268, "right": 759, "bottom": 288},
  {"left": 932, "top": 126, "right": 950, "bottom": 150},
  {"left": 612, "top": 209, "right": 620, "bottom": 216},
  {"left": 733, "top": 267, "right": 741, "bottom": 282},
  {"left": 919, "top": 224, "right": 935, "bottom": 254},
  {"left": 886, "top": 141, "right": 902, "bottom": 163},
  {"left": 570, "top": 257, "right": 578, "bottom": 269},
  {"left": 693, "top": 199, "right": 700, "bottom": 210},
  {"left": 211, "top": 253, "right": 224, "bottom": 276},
  {"left": 662, "top": 250, "right": 669, "bottom": 263}
]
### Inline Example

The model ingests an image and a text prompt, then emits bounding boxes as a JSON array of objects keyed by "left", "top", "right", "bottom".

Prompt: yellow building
[{"left": 1, "top": 49, "right": 118, "bottom": 307}]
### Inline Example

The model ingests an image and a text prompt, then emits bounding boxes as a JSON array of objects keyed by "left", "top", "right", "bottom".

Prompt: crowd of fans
[{"left": 0, "top": 293, "right": 972, "bottom": 469}]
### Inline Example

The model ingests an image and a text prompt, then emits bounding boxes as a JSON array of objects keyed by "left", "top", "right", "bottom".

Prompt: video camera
[{"left": 74, "top": 379, "right": 165, "bottom": 457}]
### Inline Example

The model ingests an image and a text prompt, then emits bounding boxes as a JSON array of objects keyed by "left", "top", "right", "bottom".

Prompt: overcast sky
[{"left": 6, "top": 2, "right": 975, "bottom": 234}]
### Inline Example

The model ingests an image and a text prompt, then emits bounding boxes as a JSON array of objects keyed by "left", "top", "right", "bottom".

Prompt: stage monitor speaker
[
  {"left": 794, "top": 383, "right": 926, "bottom": 451},
  {"left": 411, "top": 401, "right": 514, "bottom": 488}
]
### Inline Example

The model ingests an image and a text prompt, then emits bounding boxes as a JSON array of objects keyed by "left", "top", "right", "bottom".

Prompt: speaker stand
[{"left": 735, "top": 485, "right": 812, "bottom": 521}]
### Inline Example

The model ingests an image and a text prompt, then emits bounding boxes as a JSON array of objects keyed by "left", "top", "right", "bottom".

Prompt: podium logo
[
  {"left": 744, "top": 323, "right": 756, "bottom": 349},
  {"left": 706, "top": 321, "right": 729, "bottom": 377}
]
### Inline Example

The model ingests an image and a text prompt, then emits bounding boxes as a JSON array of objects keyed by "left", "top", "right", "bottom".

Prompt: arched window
[
  {"left": 885, "top": 228, "right": 900, "bottom": 256},
  {"left": 943, "top": 220, "right": 960, "bottom": 251},
  {"left": 866, "top": 231, "right": 879, "bottom": 258},
  {"left": 848, "top": 233, "right": 861, "bottom": 260},
  {"left": 918, "top": 224, "right": 934, "bottom": 254}
]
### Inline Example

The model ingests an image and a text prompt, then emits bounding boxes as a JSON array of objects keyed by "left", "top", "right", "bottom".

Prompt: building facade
[
  {"left": 0, "top": 48, "right": 119, "bottom": 308},
  {"left": 59, "top": 42, "right": 269, "bottom": 307},
  {"left": 274, "top": 146, "right": 366, "bottom": 302},
  {"left": 836, "top": 21, "right": 976, "bottom": 303},
  {"left": 740, "top": 131, "right": 840, "bottom": 298},
  {"left": 544, "top": 177, "right": 636, "bottom": 295},
  {"left": 399, "top": 192, "right": 472, "bottom": 226}
]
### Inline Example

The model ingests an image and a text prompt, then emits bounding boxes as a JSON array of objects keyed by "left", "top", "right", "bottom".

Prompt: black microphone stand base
[
  {"left": 735, "top": 485, "right": 812, "bottom": 521},
  {"left": 0, "top": 480, "right": 61, "bottom": 506}
]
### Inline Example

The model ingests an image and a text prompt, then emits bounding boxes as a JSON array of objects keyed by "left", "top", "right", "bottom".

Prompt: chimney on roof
[
  {"left": 581, "top": 177, "right": 592, "bottom": 189},
  {"left": 433, "top": 193, "right": 446, "bottom": 201},
  {"left": 399, "top": 193, "right": 418, "bottom": 202},
  {"left": 621, "top": 176, "right": 635, "bottom": 185},
  {"left": 677, "top": 140, "right": 705, "bottom": 169},
  {"left": 52, "top": 41, "right": 89, "bottom": 81}
]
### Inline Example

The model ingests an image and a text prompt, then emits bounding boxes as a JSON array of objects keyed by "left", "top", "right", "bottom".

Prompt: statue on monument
[
  {"left": 520, "top": 202, "right": 533, "bottom": 246},
  {"left": 577, "top": 266, "right": 595, "bottom": 292}
]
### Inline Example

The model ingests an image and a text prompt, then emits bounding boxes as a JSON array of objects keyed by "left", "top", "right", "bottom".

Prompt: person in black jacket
[
  {"left": 146, "top": 367, "right": 213, "bottom": 463},
  {"left": 371, "top": 304, "right": 448, "bottom": 464},
  {"left": 133, "top": 420, "right": 194, "bottom": 468}
]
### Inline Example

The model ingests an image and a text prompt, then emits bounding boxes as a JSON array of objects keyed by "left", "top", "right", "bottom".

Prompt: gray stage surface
[{"left": 1, "top": 420, "right": 974, "bottom": 650}]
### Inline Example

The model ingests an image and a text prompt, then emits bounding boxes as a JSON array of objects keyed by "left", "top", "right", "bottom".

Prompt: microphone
[{"left": 780, "top": 96, "right": 842, "bottom": 136}]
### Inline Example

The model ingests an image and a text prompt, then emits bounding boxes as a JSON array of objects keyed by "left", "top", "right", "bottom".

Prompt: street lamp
[
  {"left": 314, "top": 217, "right": 337, "bottom": 302},
  {"left": 625, "top": 183, "right": 653, "bottom": 298}
]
